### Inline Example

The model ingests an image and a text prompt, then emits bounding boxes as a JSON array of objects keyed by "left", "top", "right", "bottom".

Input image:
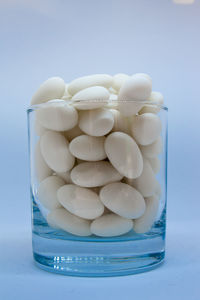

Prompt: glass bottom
[
  {"left": 32, "top": 198, "right": 166, "bottom": 277},
  {"left": 33, "top": 233, "right": 165, "bottom": 277}
]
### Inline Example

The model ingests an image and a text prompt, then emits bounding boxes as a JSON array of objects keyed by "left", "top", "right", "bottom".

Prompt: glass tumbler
[{"left": 27, "top": 99, "right": 168, "bottom": 277}]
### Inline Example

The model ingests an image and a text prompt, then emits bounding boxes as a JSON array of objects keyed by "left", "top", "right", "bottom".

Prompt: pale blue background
[{"left": 0, "top": 0, "right": 200, "bottom": 299}]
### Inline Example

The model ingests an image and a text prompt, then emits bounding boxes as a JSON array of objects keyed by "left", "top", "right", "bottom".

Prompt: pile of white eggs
[{"left": 31, "top": 73, "right": 164, "bottom": 237}]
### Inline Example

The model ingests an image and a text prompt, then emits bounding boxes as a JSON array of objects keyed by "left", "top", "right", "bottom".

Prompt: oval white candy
[
  {"left": 133, "top": 195, "right": 159, "bottom": 233},
  {"left": 36, "top": 101, "right": 78, "bottom": 132},
  {"left": 63, "top": 125, "right": 83, "bottom": 142},
  {"left": 31, "top": 77, "right": 65, "bottom": 105},
  {"left": 131, "top": 113, "right": 162, "bottom": 145},
  {"left": 40, "top": 131, "right": 75, "bottom": 173},
  {"left": 71, "top": 161, "right": 123, "bottom": 187},
  {"left": 110, "top": 109, "right": 130, "bottom": 134},
  {"left": 91, "top": 214, "right": 133, "bottom": 237},
  {"left": 104, "top": 132, "right": 143, "bottom": 179},
  {"left": 68, "top": 74, "right": 113, "bottom": 95},
  {"left": 79, "top": 108, "right": 114, "bottom": 136},
  {"left": 38, "top": 176, "right": 65, "bottom": 210},
  {"left": 35, "top": 141, "right": 52, "bottom": 182},
  {"left": 69, "top": 135, "right": 106, "bottom": 161},
  {"left": 112, "top": 73, "right": 129, "bottom": 92},
  {"left": 56, "top": 171, "right": 72, "bottom": 183},
  {"left": 139, "top": 91, "right": 164, "bottom": 114},
  {"left": 100, "top": 182, "right": 145, "bottom": 219},
  {"left": 57, "top": 184, "right": 104, "bottom": 220},
  {"left": 72, "top": 86, "right": 109, "bottom": 110},
  {"left": 47, "top": 208, "right": 91, "bottom": 236},
  {"left": 148, "top": 157, "right": 160, "bottom": 174},
  {"left": 126, "top": 159, "right": 157, "bottom": 197},
  {"left": 140, "top": 137, "right": 162, "bottom": 158},
  {"left": 118, "top": 74, "right": 152, "bottom": 116}
]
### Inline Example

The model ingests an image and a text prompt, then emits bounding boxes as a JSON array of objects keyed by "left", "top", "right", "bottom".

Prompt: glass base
[
  {"left": 33, "top": 233, "right": 165, "bottom": 277},
  {"left": 32, "top": 198, "right": 166, "bottom": 277}
]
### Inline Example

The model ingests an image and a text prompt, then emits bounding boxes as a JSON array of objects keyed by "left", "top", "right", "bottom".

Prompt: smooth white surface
[
  {"left": 79, "top": 108, "right": 114, "bottom": 136},
  {"left": 100, "top": 182, "right": 145, "bottom": 219},
  {"left": 57, "top": 184, "right": 104, "bottom": 219},
  {"left": 90, "top": 213, "right": 133, "bottom": 237},
  {"left": 68, "top": 74, "right": 113, "bottom": 95},
  {"left": 71, "top": 161, "right": 123, "bottom": 187},
  {"left": 40, "top": 131, "right": 75, "bottom": 173},
  {"left": 69, "top": 135, "right": 106, "bottom": 161},
  {"left": 105, "top": 132, "right": 143, "bottom": 179},
  {"left": 36, "top": 101, "right": 78, "bottom": 131},
  {"left": 1, "top": 221, "right": 199, "bottom": 300},
  {"left": 72, "top": 86, "right": 109, "bottom": 110}
]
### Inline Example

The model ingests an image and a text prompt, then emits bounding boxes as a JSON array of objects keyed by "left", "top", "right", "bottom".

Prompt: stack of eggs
[{"left": 31, "top": 73, "right": 164, "bottom": 237}]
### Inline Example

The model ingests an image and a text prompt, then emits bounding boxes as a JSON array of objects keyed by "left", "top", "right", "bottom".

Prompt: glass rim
[{"left": 27, "top": 99, "right": 168, "bottom": 113}]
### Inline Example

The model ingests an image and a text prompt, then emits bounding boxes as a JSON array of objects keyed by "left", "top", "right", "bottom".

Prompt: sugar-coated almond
[
  {"left": 91, "top": 214, "right": 133, "bottom": 237},
  {"left": 40, "top": 131, "right": 75, "bottom": 173},
  {"left": 57, "top": 184, "right": 104, "bottom": 219},
  {"left": 31, "top": 77, "right": 65, "bottom": 105},
  {"left": 105, "top": 132, "right": 143, "bottom": 179},
  {"left": 71, "top": 161, "right": 123, "bottom": 187},
  {"left": 47, "top": 208, "right": 91, "bottom": 236},
  {"left": 100, "top": 182, "right": 145, "bottom": 219}
]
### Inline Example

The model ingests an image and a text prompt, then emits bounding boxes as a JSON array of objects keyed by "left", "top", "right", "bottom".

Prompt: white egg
[
  {"left": 47, "top": 208, "right": 91, "bottom": 236},
  {"left": 72, "top": 86, "right": 109, "bottom": 110},
  {"left": 131, "top": 113, "right": 162, "bottom": 145},
  {"left": 148, "top": 157, "right": 161, "bottom": 174},
  {"left": 57, "top": 184, "right": 104, "bottom": 220},
  {"left": 36, "top": 101, "right": 78, "bottom": 131},
  {"left": 31, "top": 77, "right": 65, "bottom": 105},
  {"left": 109, "top": 109, "right": 130, "bottom": 134},
  {"left": 133, "top": 195, "right": 159, "bottom": 233},
  {"left": 71, "top": 161, "right": 123, "bottom": 187},
  {"left": 118, "top": 74, "right": 152, "bottom": 116},
  {"left": 69, "top": 135, "right": 106, "bottom": 161},
  {"left": 140, "top": 136, "right": 162, "bottom": 158},
  {"left": 112, "top": 73, "right": 130, "bottom": 92},
  {"left": 100, "top": 182, "right": 145, "bottom": 219},
  {"left": 37, "top": 175, "right": 65, "bottom": 210},
  {"left": 125, "top": 159, "right": 157, "bottom": 197},
  {"left": 68, "top": 74, "right": 113, "bottom": 95},
  {"left": 79, "top": 108, "right": 114, "bottom": 136},
  {"left": 104, "top": 132, "right": 143, "bottom": 179},
  {"left": 40, "top": 131, "right": 75, "bottom": 173},
  {"left": 90, "top": 214, "right": 133, "bottom": 237},
  {"left": 35, "top": 141, "right": 52, "bottom": 182}
]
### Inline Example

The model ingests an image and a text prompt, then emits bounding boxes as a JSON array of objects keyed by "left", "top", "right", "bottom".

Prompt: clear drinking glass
[{"left": 27, "top": 100, "right": 168, "bottom": 277}]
